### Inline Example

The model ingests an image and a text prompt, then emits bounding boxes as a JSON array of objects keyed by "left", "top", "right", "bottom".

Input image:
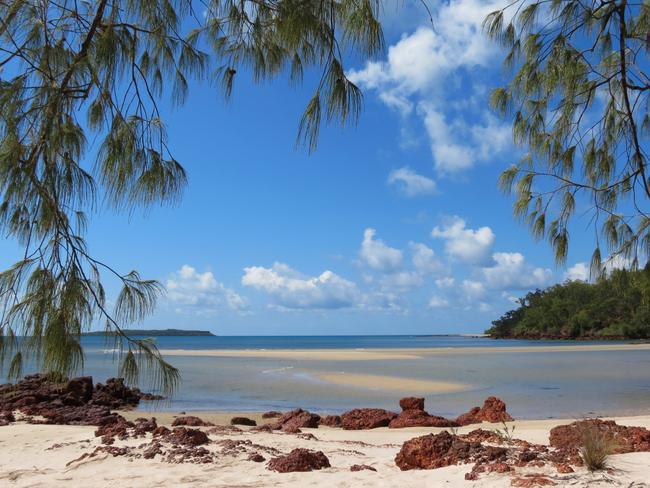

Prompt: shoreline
[{"left": 156, "top": 342, "right": 650, "bottom": 360}]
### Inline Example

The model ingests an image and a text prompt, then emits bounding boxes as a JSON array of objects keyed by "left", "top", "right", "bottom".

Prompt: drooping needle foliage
[
  {"left": 486, "top": 0, "right": 650, "bottom": 274},
  {"left": 0, "top": 0, "right": 383, "bottom": 391}
]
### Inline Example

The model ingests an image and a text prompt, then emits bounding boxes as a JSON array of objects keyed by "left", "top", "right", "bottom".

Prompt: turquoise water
[{"left": 65, "top": 335, "right": 650, "bottom": 419}]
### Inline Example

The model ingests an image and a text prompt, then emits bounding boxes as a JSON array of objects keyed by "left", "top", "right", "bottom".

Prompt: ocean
[{"left": 11, "top": 335, "right": 650, "bottom": 419}]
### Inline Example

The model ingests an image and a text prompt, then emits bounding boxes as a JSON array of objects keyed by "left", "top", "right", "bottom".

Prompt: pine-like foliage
[
  {"left": 0, "top": 0, "right": 383, "bottom": 392},
  {"left": 486, "top": 0, "right": 650, "bottom": 274}
]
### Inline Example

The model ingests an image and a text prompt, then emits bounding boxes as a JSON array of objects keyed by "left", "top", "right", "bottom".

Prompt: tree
[
  {"left": 0, "top": 0, "right": 383, "bottom": 391},
  {"left": 485, "top": 0, "right": 650, "bottom": 275}
]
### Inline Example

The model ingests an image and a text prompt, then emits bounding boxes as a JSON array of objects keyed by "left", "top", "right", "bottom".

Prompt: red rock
[
  {"left": 487, "top": 462, "right": 512, "bottom": 473},
  {"left": 456, "top": 397, "right": 514, "bottom": 425},
  {"left": 549, "top": 419, "right": 650, "bottom": 455},
  {"left": 143, "top": 442, "right": 163, "bottom": 459},
  {"left": 319, "top": 415, "right": 341, "bottom": 428},
  {"left": 350, "top": 464, "right": 377, "bottom": 471},
  {"left": 340, "top": 408, "right": 398, "bottom": 430},
  {"left": 267, "top": 448, "right": 330, "bottom": 472},
  {"left": 94, "top": 417, "right": 134, "bottom": 443},
  {"left": 394, "top": 431, "right": 507, "bottom": 470},
  {"left": 172, "top": 416, "right": 213, "bottom": 427},
  {"left": 262, "top": 411, "right": 281, "bottom": 419},
  {"left": 133, "top": 417, "right": 157, "bottom": 436},
  {"left": 165, "top": 427, "right": 210, "bottom": 447},
  {"left": 399, "top": 397, "right": 425, "bottom": 411},
  {"left": 231, "top": 416, "right": 257, "bottom": 426},
  {"left": 268, "top": 409, "right": 320, "bottom": 431},
  {"left": 389, "top": 409, "right": 458, "bottom": 429},
  {"left": 555, "top": 463, "right": 574, "bottom": 473},
  {"left": 152, "top": 426, "right": 171, "bottom": 437},
  {"left": 248, "top": 453, "right": 266, "bottom": 462}
]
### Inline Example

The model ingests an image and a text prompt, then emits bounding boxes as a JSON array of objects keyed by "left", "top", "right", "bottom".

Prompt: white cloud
[
  {"left": 388, "top": 167, "right": 437, "bottom": 196},
  {"left": 379, "top": 271, "right": 424, "bottom": 289},
  {"left": 348, "top": 0, "right": 512, "bottom": 175},
  {"left": 462, "top": 279, "right": 486, "bottom": 299},
  {"left": 431, "top": 216, "right": 495, "bottom": 265},
  {"left": 482, "top": 252, "right": 552, "bottom": 290},
  {"left": 166, "top": 265, "right": 247, "bottom": 314},
  {"left": 359, "top": 228, "right": 403, "bottom": 272},
  {"left": 436, "top": 277, "right": 456, "bottom": 288},
  {"left": 565, "top": 262, "right": 590, "bottom": 281},
  {"left": 429, "top": 295, "right": 449, "bottom": 308},
  {"left": 410, "top": 242, "right": 444, "bottom": 275},
  {"left": 241, "top": 262, "right": 360, "bottom": 310}
]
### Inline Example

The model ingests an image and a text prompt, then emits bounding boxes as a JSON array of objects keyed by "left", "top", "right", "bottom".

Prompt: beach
[{"left": 2, "top": 413, "right": 650, "bottom": 487}]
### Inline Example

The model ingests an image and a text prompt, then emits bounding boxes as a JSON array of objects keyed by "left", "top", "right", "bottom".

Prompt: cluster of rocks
[
  {"left": 0, "top": 374, "right": 162, "bottom": 426},
  {"left": 393, "top": 419, "right": 650, "bottom": 483},
  {"left": 254, "top": 396, "right": 512, "bottom": 432}
]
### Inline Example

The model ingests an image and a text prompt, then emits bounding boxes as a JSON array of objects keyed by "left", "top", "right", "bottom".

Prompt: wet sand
[{"left": 313, "top": 372, "right": 470, "bottom": 393}]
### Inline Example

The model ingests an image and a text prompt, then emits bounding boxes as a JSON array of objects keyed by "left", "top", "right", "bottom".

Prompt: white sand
[
  {"left": 2, "top": 415, "right": 650, "bottom": 487},
  {"left": 314, "top": 372, "right": 470, "bottom": 393},
  {"left": 156, "top": 343, "right": 650, "bottom": 361}
]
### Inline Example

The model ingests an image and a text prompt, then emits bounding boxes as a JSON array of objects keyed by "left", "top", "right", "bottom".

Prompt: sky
[{"left": 1, "top": 0, "right": 600, "bottom": 335}]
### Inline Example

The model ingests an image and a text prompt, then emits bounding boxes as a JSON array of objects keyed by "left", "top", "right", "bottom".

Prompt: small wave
[
  {"left": 102, "top": 348, "right": 121, "bottom": 354},
  {"left": 261, "top": 366, "right": 294, "bottom": 374}
]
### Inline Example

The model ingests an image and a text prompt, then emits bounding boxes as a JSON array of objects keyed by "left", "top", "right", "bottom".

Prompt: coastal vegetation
[
  {"left": 487, "top": 267, "right": 650, "bottom": 339},
  {"left": 0, "top": 0, "right": 382, "bottom": 391}
]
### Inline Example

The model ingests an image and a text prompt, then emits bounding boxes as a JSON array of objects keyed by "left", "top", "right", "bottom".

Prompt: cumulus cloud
[
  {"left": 410, "top": 242, "right": 444, "bottom": 275},
  {"left": 462, "top": 279, "right": 486, "bottom": 299},
  {"left": 436, "top": 277, "right": 455, "bottom": 288},
  {"left": 387, "top": 167, "right": 437, "bottom": 196},
  {"left": 481, "top": 252, "right": 553, "bottom": 290},
  {"left": 565, "top": 262, "right": 590, "bottom": 281},
  {"left": 348, "top": 0, "right": 512, "bottom": 175},
  {"left": 166, "top": 265, "right": 247, "bottom": 314},
  {"left": 431, "top": 216, "right": 495, "bottom": 265},
  {"left": 241, "top": 262, "right": 360, "bottom": 310},
  {"left": 379, "top": 271, "right": 424, "bottom": 290},
  {"left": 359, "top": 228, "right": 403, "bottom": 272}
]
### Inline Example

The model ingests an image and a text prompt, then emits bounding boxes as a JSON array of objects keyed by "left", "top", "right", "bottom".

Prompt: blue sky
[{"left": 1, "top": 0, "right": 598, "bottom": 335}]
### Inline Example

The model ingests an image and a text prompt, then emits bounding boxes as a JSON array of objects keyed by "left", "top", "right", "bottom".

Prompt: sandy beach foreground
[{"left": 2, "top": 413, "right": 650, "bottom": 487}]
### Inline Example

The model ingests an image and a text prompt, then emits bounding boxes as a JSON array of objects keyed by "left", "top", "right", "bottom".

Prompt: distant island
[
  {"left": 486, "top": 267, "right": 650, "bottom": 340},
  {"left": 82, "top": 329, "right": 216, "bottom": 337}
]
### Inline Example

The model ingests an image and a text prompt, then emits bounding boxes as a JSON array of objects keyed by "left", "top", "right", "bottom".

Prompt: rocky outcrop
[
  {"left": 172, "top": 416, "right": 213, "bottom": 427},
  {"left": 230, "top": 416, "right": 257, "bottom": 426},
  {"left": 350, "top": 464, "right": 377, "bottom": 471},
  {"left": 0, "top": 374, "right": 161, "bottom": 426},
  {"left": 389, "top": 397, "right": 458, "bottom": 429},
  {"left": 159, "top": 427, "right": 210, "bottom": 447},
  {"left": 267, "top": 409, "right": 320, "bottom": 431},
  {"left": 319, "top": 415, "right": 341, "bottom": 428},
  {"left": 395, "top": 431, "right": 507, "bottom": 470},
  {"left": 340, "top": 408, "right": 398, "bottom": 430},
  {"left": 455, "top": 397, "right": 513, "bottom": 426},
  {"left": 262, "top": 411, "right": 281, "bottom": 419},
  {"left": 267, "top": 448, "right": 331, "bottom": 472},
  {"left": 549, "top": 419, "right": 650, "bottom": 454}
]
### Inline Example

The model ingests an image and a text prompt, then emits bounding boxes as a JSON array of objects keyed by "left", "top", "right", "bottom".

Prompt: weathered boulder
[
  {"left": 549, "top": 419, "right": 650, "bottom": 454},
  {"left": 340, "top": 408, "right": 397, "bottom": 430},
  {"left": 395, "top": 431, "right": 507, "bottom": 470},
  {"left": 164, "top": 427, "right": 210, "bottom": 447},
  {"left": 262, "top": 411, "right": 282, "bottom": 419},
  {"left": 230, "top": 416, "right": 257, "bottom": 426},
  {"left": 455, "top": 397, "right": 513, "bottom": 426},
  {"left": 172, "top": 416, "right": 213, "bottom": 427},
  {"left": 267, "top": 448, "right": 331, "bottom": 472},
  {"left": 268, "top": 409, "right": 320, "bottom": 431},
  {"left": 319, "top": 415, "right": 341, "bottom": 428},
  {"left": 389, "top": 409, "right": 458, "bottom": 428},
  {"left": 399, "top": 397, "right": 425, "bottom": 411},
  {"left": 350, "top": 464, "right": 377, "bottom": 472}
]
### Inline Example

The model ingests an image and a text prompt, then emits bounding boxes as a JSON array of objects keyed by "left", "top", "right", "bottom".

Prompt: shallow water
[{"left": 9, "top": 335, "right": 650, "bottom": 419}]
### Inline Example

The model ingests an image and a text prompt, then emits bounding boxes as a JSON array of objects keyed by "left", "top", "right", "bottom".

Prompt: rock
[
  {"left": 152, "top": 426, "right": 171, "bottom": 437},
  {"left": 319, "top": 415, "right": 341, "bottom": 428},
  {"left": 394, "top": 431, "right": 507, "bottom": 470},
  {"left": 91, "top": 378, "right": 141, "bottom": 409},
  {"left": 143, "top": 442, "right": 163, "bottom": 459},
  {"left": 268, "top": 409, "right": 320, "bottom": 431},
  {"left": 267, "top": 448, "right": 331, "bottom": 472},
  {"left": 399, "top": 397, "right": 425, "bottom": 411},
  {"left": 340, "top": 408, "right": 398, "bottom": 430},
  {"left": 455, "top": 397, "right": 514, "bottom": 426},
  {"left": 230, "top": 416, "right": 257, "bottom": 426},
  {"left": 350, "top": 464, "right": 377, "bottom": 471},
  {"left": 133, "top": 417, "right": 158, "bottom": 436},
  {"left": 164, "top": 427, "right": 210, "bottom": 447},
  {"left": 95, "top": 417, "right": 134, "bottom": 443},
  {"left": 262, "top": 411, "right": 282, "bottom": 419},
  {"left": 511, "top": 475, "right": 557, "bottom": 487},
  {"left": 554, "top": 463, "right": 574, "bottom": 473},
  {"left": 172, "top": 416, "right": 213, "bottom": 427},
  {"left": 248, "top": 453, "right": 266, "bottom": 462},
  {"left": 549, "top": 419, "right": 650, "bottom": 455},
  {"left": 389, "top": 410, "right": 458, "bottom": 429},
  {"left": 0, "top": 412, "right": 16, "bottom": 426},
  {"left": 63, "top": 377, "right": 94, "bottom": 404}
]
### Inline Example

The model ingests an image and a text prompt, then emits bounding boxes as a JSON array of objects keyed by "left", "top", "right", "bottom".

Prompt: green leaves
[
  {"left": 0, "top": 0, "right": 381, "bottom": 393},
  {"left": 489, "top": 0, "right": 650, "bottom": 267}
]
